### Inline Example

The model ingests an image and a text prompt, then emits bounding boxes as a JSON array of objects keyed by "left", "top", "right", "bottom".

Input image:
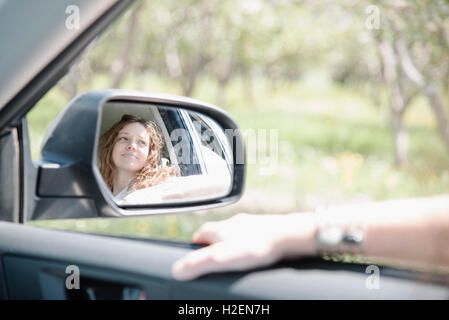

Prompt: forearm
[
  {"left": 356, "top": 195, "right": 449, "bottom": 267},
  {"left": 279, "top": 195, "right": 449, "bottom": 268}
]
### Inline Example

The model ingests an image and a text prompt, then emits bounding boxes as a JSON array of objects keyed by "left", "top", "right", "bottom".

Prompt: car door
[{"left": 1, "top": 0, "right": 449, "bottom": 301}]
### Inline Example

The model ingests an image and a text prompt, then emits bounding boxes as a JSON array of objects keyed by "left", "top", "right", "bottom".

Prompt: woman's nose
[{"left": 126, "top": 140, "right": 137, "bottom": 150}]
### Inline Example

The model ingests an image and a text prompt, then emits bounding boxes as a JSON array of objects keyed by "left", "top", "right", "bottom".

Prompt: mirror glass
[{"left": 96, "top": 101, "right": 233, "bottom": 206}]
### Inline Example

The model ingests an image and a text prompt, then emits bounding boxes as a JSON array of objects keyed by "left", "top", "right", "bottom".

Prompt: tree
[
  {"left": 381, "top": 1, "right": 449, "bottom": 155},
  {"left": 377, "top": 36, "right": 416, "bottom": 167},
  {"left": 110, "top": 1, "right": 144, "bottom": 88}
]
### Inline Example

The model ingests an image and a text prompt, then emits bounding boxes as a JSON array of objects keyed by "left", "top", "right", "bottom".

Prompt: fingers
[
  {"left": 172, "top": 240, "right": 279, "bottom": 281},
  {"left": 160, "top": 187, "right": 185, "bottom": 200},
  {"left": 191, "top": 214, "right": 252, "bottom": 244},
  {"left": 161, "top": 192, "right": 184, "bottom": 200},
  {"left": 172, "top": 220, "right": 236, "bottom": 280},
  {"left": 172, "top": 244, "right": 229, "bottom": 281},
  {"left": 172, "top": 214, "right": 271, "bottom": 281},
  {"left": 192, "top": 221, "right": 222, "bottom": 244}
]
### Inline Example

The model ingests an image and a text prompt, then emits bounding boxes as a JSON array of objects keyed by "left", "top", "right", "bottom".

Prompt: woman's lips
[{"left": 122, "top": 153, "right": 138, "bottom": 159}]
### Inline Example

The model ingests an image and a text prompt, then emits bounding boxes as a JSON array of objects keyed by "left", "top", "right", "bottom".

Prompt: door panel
[
  {"left": 3, "top": 256, "right": 169, "bottom": 300},
  {"left": 1, "top": 221, "right": 449, "bottom": 299}
]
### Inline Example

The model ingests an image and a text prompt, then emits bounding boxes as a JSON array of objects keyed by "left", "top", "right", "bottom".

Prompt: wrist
[
  {"left": 273, "top": 212, "right": 319, "bottom": 259},
  {"left": 314, "top": 206, "right": 365, "bottom": 256}
]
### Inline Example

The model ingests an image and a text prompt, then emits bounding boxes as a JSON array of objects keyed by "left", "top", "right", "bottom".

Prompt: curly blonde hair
[{"left": 98, "top": 114, "right": 176, "bottom": 194}]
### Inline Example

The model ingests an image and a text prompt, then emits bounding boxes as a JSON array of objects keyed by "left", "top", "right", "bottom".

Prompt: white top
[{"left": 114, "top": 187, "right": 128, "bottom": 201}]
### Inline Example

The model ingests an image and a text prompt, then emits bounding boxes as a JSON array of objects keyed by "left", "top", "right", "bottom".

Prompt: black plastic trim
[{"left": 0, "top": 129, "right": 20, "bottom": 223}]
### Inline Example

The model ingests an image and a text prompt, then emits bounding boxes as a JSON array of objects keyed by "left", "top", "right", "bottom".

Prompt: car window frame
[{"left": 188, "top": 111, "right": 233, "bottom": 177}]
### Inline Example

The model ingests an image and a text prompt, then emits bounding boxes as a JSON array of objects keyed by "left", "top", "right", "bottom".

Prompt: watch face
[
  {"left": 317, "top": 226, "right": 344, "bottom": 247},
  {"left": 343, "top": 229, "right": 364, "bottom": 244}
]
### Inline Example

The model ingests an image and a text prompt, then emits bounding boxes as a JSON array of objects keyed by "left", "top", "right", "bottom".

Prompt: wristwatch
[{"left": 316, "top": 225, "right": 364, "bottom": 254}]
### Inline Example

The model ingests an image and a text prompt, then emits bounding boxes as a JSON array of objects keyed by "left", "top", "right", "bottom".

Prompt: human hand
[
  {"left": 160, "top": 175, "right": 229, "bottom": 201},
  {"left": 172, "top": 212, "right": 318, "bottom": 281},
  {"left": 122, "top": 186, "right": 164, "bottom": 204}
]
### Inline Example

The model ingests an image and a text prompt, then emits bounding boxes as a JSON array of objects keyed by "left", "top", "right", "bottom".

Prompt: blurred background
[{"left": 28, "top": 0, "right": 449, "bottom": 241}]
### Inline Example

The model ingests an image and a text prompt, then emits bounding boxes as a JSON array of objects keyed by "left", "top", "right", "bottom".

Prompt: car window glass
[{"left": 27, "top": 1, "right": 449, "bottom": 246}]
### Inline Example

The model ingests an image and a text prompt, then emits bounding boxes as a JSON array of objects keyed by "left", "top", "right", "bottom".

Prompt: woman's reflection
[
  {"left": 98, "top": 114, "right": 176, "bottom": 201},
  {"left": 98, "top": 114, "right": 230, "bottom": 205}
]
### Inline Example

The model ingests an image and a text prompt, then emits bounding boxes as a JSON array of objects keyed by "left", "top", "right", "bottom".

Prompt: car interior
[{"left": 1, "top": 0, "right": 449, "bottom": 301}]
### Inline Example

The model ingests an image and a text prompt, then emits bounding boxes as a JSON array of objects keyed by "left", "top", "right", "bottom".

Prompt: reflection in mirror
[{"left": 96, "top": 102, "right": 233, "bottom": 206}]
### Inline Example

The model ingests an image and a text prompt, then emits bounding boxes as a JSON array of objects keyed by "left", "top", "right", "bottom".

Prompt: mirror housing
[{"left": 32, "top": 89, "right": 245, "bottom": 219}]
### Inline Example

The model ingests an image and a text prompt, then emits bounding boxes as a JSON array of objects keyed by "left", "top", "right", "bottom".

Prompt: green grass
[{"left": 26, "top": 74, "right": 449, "bottom": 242}]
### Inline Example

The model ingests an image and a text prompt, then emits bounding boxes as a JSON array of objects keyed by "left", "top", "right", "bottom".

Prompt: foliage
[{"left": 26, "top": 0, "right": 449, "bottom": 241}]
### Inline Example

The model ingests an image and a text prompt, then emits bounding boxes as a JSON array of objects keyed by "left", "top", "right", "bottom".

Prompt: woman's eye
[
  {"left": 139, "top": 140, "right": 147, "bottom": 146},
  {"left": 119, "top": 137, "right": 128, "bottom": 141}
]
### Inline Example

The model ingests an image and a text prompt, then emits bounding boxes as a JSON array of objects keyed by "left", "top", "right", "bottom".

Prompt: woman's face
[{"left": 112, "top": 122, "right": 150, "bottom": 175}]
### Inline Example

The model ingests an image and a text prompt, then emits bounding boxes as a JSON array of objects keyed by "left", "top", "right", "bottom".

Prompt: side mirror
[{"left": 32, "top": 90, "right": 245, "bottom": 219}]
